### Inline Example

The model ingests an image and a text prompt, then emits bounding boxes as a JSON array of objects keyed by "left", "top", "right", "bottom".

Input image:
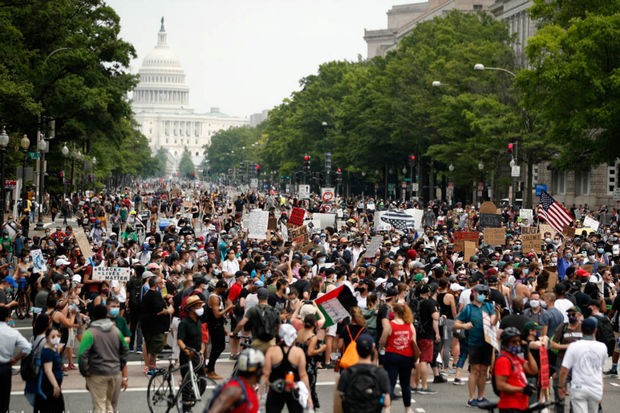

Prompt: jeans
[
  {"left": 455, "top": 336, "right": 469, "bottom": 369},
  {"left": 384, "top": 352, "right": 414, "bottom": 407},
  {"left": 86, "top": 373, "right": 122, "bottom": 413},
  {"left": 441, "top": 319, "right": 455, "bottom": 368},
  {"left": 570, "top": 388, "right": 600, "bottom": 413},
  {"left": 206, "top": 323, "right": 225, "bottom": 373}
]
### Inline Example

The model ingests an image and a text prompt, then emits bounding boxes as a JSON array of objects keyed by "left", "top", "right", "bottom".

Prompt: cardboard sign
[
  {"left": 464, "top": 240, "right": 477, "bottom": 261},
  {"left": 484, "top": 228, "right": 506, "bottom": 247},
  {"left": 92, "top": 266, "right": 131, "bottom": 282},
  {"left": 479, "top": 201, "right": 499, "bottom": 214},
  {"left": 539, "top": 224, "right": 557, "bottom": 238},
  {"left": 312, "top": 213, "right": 336, "bottom": 229},
  {"left": 583, "top": 216, "right": 600, "bottom": 231},
  {"left": 483, "top": 311, "right": 499, "bottom": 351},
  {"left": 247, "top": 210, "right": 269, "bottom": 240},
  {"left": 287, "top": 225, "right": 308, "bottom": 245},
  {"left": 289, "top": 207, "right": 306, "bottom": 226},
  {"left": 76, "top": 229, "right": 94, "bottom": 259},
  {"left": 522, "top": 232, "right": 542, "bottom": 253},
  {"left": 454, "top": 231, "right": 479, "bottom": 252},
  {"left": 30, "top": 249, "right": 48, "bottom": 274},
  {"left": 544, "top": 266, "right": 558, "bottom": 291},
  {"left": 563, "top": 225, "right": 575, "bottom": 238},
  {"left": 519, "top": 209, "right": 534, "bottom": 225},
  {"left": 479, "top": 213, "right": 503, "bottom": 229},
  {"left": 363, "top": 235, "right": 384, "bottom": 258},
  {"left": 268, "top": 216, "right": 278, "bottom": 231}
]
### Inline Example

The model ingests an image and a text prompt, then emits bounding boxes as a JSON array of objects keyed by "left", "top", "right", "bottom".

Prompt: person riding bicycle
[
  {"left": 205, "top": 348, "right": 265, "bottom": 413},
  {"left": 178, "top": 295, "right": 207, "bottom": 412},
  {"left": 494, "top": 327, "right": 539, "bottom": 413}
]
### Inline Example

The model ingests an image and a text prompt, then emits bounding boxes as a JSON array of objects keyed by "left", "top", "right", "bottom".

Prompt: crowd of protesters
[{"left": 0, "top": 181, "right": 619, "bottom": 413}]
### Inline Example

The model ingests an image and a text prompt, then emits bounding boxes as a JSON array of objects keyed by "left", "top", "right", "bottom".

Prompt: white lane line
[
  {"left": 415, "top": 408, "right": 425, "bottom": 413},
  {"left": 610, "top": 382, "right": 620, "bottom": 387},
  {"left": 11, "top": 381, "right": 339, "bottom": 395}
]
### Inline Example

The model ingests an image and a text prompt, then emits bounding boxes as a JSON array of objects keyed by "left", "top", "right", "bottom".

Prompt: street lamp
[
  {"left": 0, "top": 127, "right": 9, "bottom": 225},
  {"left": 431, "top": 80, "right": 443, "bottom": 87},
  {"left": 92, "top": 156, "right": 97, "bottom": 190},
  {"left": 62, "top": 143, "right": 69, "bottom": 200},
  {"left": 449, "top": 163, "right": 455, "bottom": 172},
  {"left": 35, "top": 132, "right": 50, "bottom": 230},
  {"left": 20, "top": 134, "right": 30, "bottom": 220},
  {"left": 473, "top": 63, "right": 517, "bottom": 78}
]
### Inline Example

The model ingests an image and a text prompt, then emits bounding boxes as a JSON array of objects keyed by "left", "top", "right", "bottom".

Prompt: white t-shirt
[
  {"left": 458, "top": 288, "right": 472, "bottom": 311},
  {"left": 554, "top": 298, "right": 574, "bottom": 322},
  {"left": 561, "top": 339, "right": 607, "bottom": 401}
]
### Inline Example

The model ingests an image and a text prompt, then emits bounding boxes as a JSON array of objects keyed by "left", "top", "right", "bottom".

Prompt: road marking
[
  {"left": 415, "top": 408, "right": 425, "bottom": 413},
  {"left": 610, "top": 382, "right": 620, "bottom": 387},
  {"left": 11, "top": 381, "right": 339, "bottom": 396}
]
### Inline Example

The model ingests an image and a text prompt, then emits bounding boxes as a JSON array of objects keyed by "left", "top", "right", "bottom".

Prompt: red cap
[
  {"left": 486, "top": 268, "right": 498, "bottom": 276},
  {"left": 197, "top": 236, "right": 204, "bottom": 242},
  {"left": 576, "top": 268, "right": 590, "bottom": 277},
  {"left": 406, "top": 249, "right": 417, "bottom": 260}
]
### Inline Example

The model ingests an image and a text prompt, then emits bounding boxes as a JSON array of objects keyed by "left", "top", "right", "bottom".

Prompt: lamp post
[
  {"left": 473, "top": 63, "right": 516, "bottom": 78},
  {"left": 448, "top": 163, "right": 455, "bottom": 206},
  {"left": 0, "top": 127, "right": 9, "bottom": 225},
  {"left": 61, "top": 144, "right": 69, "bottom": 200},
  {"left": 477, "top": 161, "right": 484, "bottom": 205},
  {"left": 35, "top": 131, "right": 50, "bottom": 230},
  {"left": 92, "top": 156, "right": 97, "bottom": 191},
  {"left": 335, "top": 168, "right": 342, "bottom": 196},
  {"left": 20, "top": 134, "right": 30, "bottom": 219}
]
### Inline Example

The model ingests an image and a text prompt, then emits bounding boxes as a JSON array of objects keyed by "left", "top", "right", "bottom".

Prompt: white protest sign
[
  {"left": 30, "top": 249, "right": 48, "bottom": 274},
  {"left": 248, "top": 210, "right": 269, "bottom": 240},
  {"left": 312, "top": 213, "right": 336, "bottom": 229},
  {"left": 483, "top": 311, "right": 499, "bottom": 351},
  {"left": 92, "top": 266, "right": 131, "bottom": 282},
  {"left": 519, "top": 209, "right": 534, "bottom": 225},
  {"left": 374, "top": 212, "right": 392, "bottom": 231},
  {"left": 298, "top": 185, "right": 310, "bottom": 199},
  {"left": 363, "top": 235, "right": 384, "bottom": 258},
  {"left": 583, "top": 216, "right": 600, "bottom": 231},
  {"left": 404, "top": 208, "right": 424, "bottom": 230}
]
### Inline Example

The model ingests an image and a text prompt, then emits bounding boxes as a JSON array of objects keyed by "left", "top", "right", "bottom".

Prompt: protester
[
  {"left": 0, "top": 306, "right": 32, "bottom": 413},
  {"left": 34, "top": 328, "right": 66, "bottom": 413}
]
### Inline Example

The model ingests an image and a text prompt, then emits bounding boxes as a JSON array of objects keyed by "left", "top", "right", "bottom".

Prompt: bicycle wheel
[
  {"left": 15, "top": 292, "right": 29, "bottom": 320},
  {"left": 175, "top": 374, "right": 209, "bottom": 413},
  {"left": 147, "top": 371, "right": 176, "bottom": 413}
]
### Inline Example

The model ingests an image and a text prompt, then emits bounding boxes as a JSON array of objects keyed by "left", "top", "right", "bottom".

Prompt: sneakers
[
  {"left": 147, "top": 368, "right": 161, "bottom": 377},
  {"left": 453, "top": 378, "right": 465, "bottom": 386},
  {"left": 136, "top": 347, "right": 143, "bottom": 354},
  {"left": 433, "top": 375, "right": 448, "bottom": 384},
  {"left": 417, "top": 387, "right": 437, "bottom": 395},
  {"left": 207, "top": 372, "right": 223, "bottom": 380},
  {"left": 467, "top": 399, "right": 479, "bottom": 408},
  {"left": 410, "top": 386, "right": 421, "bottom": 394},
  {"left": 604, "top": 368, "right": 618, "bottom": 376}
]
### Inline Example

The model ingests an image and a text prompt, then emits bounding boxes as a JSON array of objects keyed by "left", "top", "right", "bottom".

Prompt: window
[
  {"left": 551, "top": 170, "right": 566, "bottom": 194},
  {"left": 195, "top": 152, "right": 199, "bottom": 157},
  {"left": 473, "top": 4, "right": 483, "bottom": 10},
  {"left": 608, "top": 163, "right": 617, "bottom": 193},
  {"left": 574, "top": 170, "right": 590, "bottom": 195}
]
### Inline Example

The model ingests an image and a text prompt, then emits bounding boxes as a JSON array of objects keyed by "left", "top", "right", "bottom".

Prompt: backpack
[
  {"left": 254, "top": 304, "right": 280, "bottom": 341},
  {"left": 339, "top": 326, "right": 364, "bottom": 369},
  {"left": 361, "top": 308, "right": 378, "bottom": 341},
  {"left": 594, "top": 314, "right": 616, "bottom": 356},
  {"left": 20, "top": 338, "right": 43, "bottom": 381},
  {"left": 341, "top": 363, "right": 385, "bottom": 413},
  {"left": 205, "top": 377, "right": 248, "bottom": 413},
  {"left": 491, "top": 353, "right": 514, "bottom": 397}
]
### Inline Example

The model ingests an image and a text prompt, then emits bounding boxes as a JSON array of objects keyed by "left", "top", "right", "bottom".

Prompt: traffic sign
[
  {"left": 27, "top": 152, "right": 41, "bottom": 160},
  {"left": 4, "top": 180, "right": 16, "bottom": 189},
  {"left": 511, "top": 165, "right": 521, "bottom": 178},
  {"left": 321, "top": 187, "right": 335, "bottom": 202}
]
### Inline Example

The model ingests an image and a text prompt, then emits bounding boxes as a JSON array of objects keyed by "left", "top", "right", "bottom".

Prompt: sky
[{"left": 106, "top": 0, "right": 415, "bottom": 117}]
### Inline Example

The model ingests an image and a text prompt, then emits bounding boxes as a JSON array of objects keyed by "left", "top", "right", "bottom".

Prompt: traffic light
[
  {"left": 408, "top": 154, "right": 416, "bottom": 166},
  {"left": 507, "top": 143, "right": 514, "bottom": 155},
  {"left": 303, "top": 154, "right": 311, "bottom": 170},
  {"left": 255, "top": 164, "right": 260, "bottom": 176}
]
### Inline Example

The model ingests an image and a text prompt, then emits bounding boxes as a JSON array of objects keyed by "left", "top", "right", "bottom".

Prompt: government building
[{"left": 131, "top": 18, "right": 249, "bottom": 174}]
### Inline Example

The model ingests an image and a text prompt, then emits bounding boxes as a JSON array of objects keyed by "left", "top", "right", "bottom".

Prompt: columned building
[{"left": 132, "top": 18, "right": 248, "bottom": 174}]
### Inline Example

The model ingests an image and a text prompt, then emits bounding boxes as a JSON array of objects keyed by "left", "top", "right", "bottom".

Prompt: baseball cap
[
  {"left": 257, "top": 287, "right": 269, "bottom": 300},
  {"left": 582, "top": 317, "right": 598, "bottom": 334},
  {"left": 355, "top": 333, "right": 375, "bottom": 358},
  {"left": 141, "top": 270, "right": 155, "bottom": 280},
  {"left": 385, "top": 287, "right": 398, "bottom": 298},
  {"left": 147, "top": 263, "right": 160, "bottom": 271},
  {"left": 55, "top": 258, "right": 71, "bottom": 267},
  {"left": 2, "top": 276, "right": 17, "bottom": 288},
  {"left": 523, "top": 321, "right": 542, "bottom": 332},
  {"left": 215, "top": 280, "right": 228, "bottom": 290}
]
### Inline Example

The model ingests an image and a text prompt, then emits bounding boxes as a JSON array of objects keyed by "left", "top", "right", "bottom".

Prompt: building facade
[{"left": 132, "top": 18, "right": 248, "bottom": 174}]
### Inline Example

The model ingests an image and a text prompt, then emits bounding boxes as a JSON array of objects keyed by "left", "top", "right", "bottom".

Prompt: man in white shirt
[
  {"left": 559, "top": 317, "right": 607, "bottom": 413},
  {"left": 0, "top": 306, "right": 32, "bottom": 413},
  {"left": 221, "top": 250, "right": 240, "bottom": 287}
]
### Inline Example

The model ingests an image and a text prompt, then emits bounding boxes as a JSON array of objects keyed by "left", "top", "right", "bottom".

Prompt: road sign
[
  {"left": 321, "top": 187, "right": 335, "bottom": 202},
  {"left": 535, "top": 184, "right": 548, "bottom": 196},
  {"left": 4, "top": 180, "right": 16, "bottom": 189},
  {"left": 511, "top": 165, "right": 521, "bottom": 177},
  {"left": 27, "top": 152, "right": 41, "bottom": 160},
  {"left": 411, "top": 183, "right": 419, "bottom": 191},
  {"left": 298, "top": 184, "right": 310, "bottom": 199}
]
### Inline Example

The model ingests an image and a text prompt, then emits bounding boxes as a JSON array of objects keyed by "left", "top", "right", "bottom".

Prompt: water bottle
[{"left": 285, "top": 371, "right": 295, "bottom": 391}]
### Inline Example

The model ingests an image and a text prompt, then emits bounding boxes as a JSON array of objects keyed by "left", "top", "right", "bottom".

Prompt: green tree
[
  {"left": 178, "top": 147, "right": 196, "bottom": 179},
  {"left": 204, "top": 126, "right": 261, "bottom": 174}
]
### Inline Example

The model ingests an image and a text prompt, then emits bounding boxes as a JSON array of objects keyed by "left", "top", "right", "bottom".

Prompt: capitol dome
[{"left": 133, "top": 18, "right": 191, "bottom": 111}]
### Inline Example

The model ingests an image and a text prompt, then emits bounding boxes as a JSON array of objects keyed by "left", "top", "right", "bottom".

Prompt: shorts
[
  {"left": 468, "top": 344, "right": 493, "bottom": 366},
  {"left": 252, "top": 337, "right": 276, "bottom": 355},
  {"left": 144, "top": 333, "right": 165, "bottom": 355},
  {"left": 418, "top": 338, "right": 434, "bottom": 363},
  {"left": 326, "top": 324, "right": 337, "bottom": 337},
  {"left": 615, "top": 332, "right": 620, "bottom": 352}
]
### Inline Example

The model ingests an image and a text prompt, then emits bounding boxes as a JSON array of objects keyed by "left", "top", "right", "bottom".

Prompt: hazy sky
[{"left": 106, "top": 0, "right": 414, "bottom": 117}]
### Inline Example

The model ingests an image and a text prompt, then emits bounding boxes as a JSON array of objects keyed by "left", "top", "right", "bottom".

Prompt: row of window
[
  {"left": 551, "top": 170, "right": 591, "bottom": 196},
  {"left": 141, "top": 74, "right": 185, "bottom": 84}
]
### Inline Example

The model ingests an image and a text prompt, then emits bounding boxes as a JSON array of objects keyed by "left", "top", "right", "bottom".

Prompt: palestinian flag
[{"left": 314, "top": 285, "right": 357, "bottom": 327}]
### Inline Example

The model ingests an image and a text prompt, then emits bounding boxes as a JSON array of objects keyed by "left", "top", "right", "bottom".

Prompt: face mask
[
  {"left": 477, "top": 294, "right": 487, "bottom": 302},
  {"left": 507, "top": 345, "right": 521, "bottom": 355},
  {"left": 523, "top": 269, "right": 529, "bottom": 275},
  {"left": 545, "top": 238, "right": 551, "bottom": 243},
  {"left": 597, "top": 248, "right": 604, "bottom": 254},
  {"left": 551, "top": 257, "right": 558, "bottom": 264},
  {"left": 213, "top": 269, "right": 220, "bottom": 276},
  {"left": 318, "top": 258, "right": 326, "bottom": 264},
  {"left": 306, "top": 260, "right": 313, "bottom": 266},
  {"left": 566, "top": 253, "right": 572, "bottom": 259},
  {"left": 194, "top": 307, "right": 204, "bottom": 317},
  {"left": 109, "top": 308, "right": 120, "bottom": 317},
  {"left": 398, "top": 270, "right": 405, "bottom": 277},
  {"left": 507, "top": 269, "right": 514, "bottom": 275},
  {"left": 50, "top": 337, "right": 61, "bottom": 346},
  {"left": 101, "top": 289, "right": 109, "bottom": 295},
  {"left": 25, "top": 258, "right": 31, "bottom": 263},
  {"left": 529, "top": 300, "right": 540, "bottom": 308}
]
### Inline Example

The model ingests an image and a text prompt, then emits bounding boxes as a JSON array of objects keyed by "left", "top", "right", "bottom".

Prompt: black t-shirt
[
  {"left": 489, "top": 288, "right": 506, "bottom": 309},
  {"left": 268, "top": 293, "right": 287, "bottom": 314},
  {"left": 337, "top": 363, "right": 390, "bottom": 412},
  {"left": 499, "top": 313, "right": 528, "bottom": 332},
  {"left": 418, "top": 298, "right": 439, "bottom": 339},
  {"left": 178, "top": 317, "right": 202, "bottom": 352},
  {"left": 337, "top": 318, "right": 366, "bottom": 349},
  {"left": 292, "top": 279, "right": 310, "bottom": 297},
  {"left": 141, "top": 289, "right": 169, "bottom": 335}
]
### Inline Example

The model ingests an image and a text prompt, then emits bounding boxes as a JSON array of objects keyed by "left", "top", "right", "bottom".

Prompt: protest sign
[
  {"left": 583, "top": 216, "right": 600, "bottom": 231},
  {"left": 289, "top": 207, "right": 306, "bottom": 226},
  {"left": 519, "top": 209, "right": 534, "bottom": 225},
  {"left": 454, "top": 231, "right": 479, "bottom": 252},
  {"left": 312, "top": 213, "right": 336, "bottom": 229},
  {"left": 298, "top": 185, "right": 310, "bottom": 199},
  {"left": 563, "top": 225, "right": 575, "bottom": 238},
  {"left": 522, "top": 232, "right": 542, "bottom": 253},
  {"left": 464, "top": 241, "right": 477, "bottom": 261},
  {"left": 363, "top": 235, "right": 384, "bottom": 259},
  {"left": 30, "top": 249, "right": 47, "bottom": 274},
  {"left": 483, "top": 228, "right": 505, "bottom": 247},
  {"left": 92, "top": 266, "right": 131, "bottom": 282},
  {"left": 268, "top": 216, "right": 278, "bottom": 231},
  {"left": 247, "top": 210, "right": 269, "bottom": 240},
  {"left": 76, "top": 229, "right": 93, "bottom": 259},
  {"left": 544, "top": 266, "right": 558, "bottom": 291},
  {"left": 287, "top": 225, "right": 308, "bottom": 245},
  {"left": 374, "top": 211, "right": 392, "bottom": 231},
  {"left": 539, "top": 224, "right": 557, "bottom": 238},
  {"left": 320, "top": 187, "right": 335, "bottom": 203},
  {"left": 483, "top": 312, "right": 499, "bottom": 351},
  {"left": 479, "top": 213, "right": 503, "bottom": 229}
]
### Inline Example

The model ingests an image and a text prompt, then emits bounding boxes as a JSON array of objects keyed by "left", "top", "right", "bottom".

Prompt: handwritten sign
[
  {"left": 30, "top": 249, "right": 48, "bottom": 274},
  {"left": 363, "top": 236, "right": 384, "bottom": 258},
  {"left": 464, "top": 241, "right": 477, "bottom": 262},
  {"left": 583, "top": 216, "right": 600, "bottom": 231},
  {"left": 539, "top": 224, "right": 557, "bottom": 238},
  {"left": 544, "top": 266, "right": 558, "bottom": 291},
  {"left": 522, "top": 232, "right": 542, "bottom": 253},
  {"left": 312, "top": 213, "right": 336, "bottom": 229},
  {"left": 484, "top": 228, "right": 506, "bottom": 247},
  {"left": 247, "top": 210, "right": 269, "bottom": 240},
  {"left": 479, "top": 213, "right": 503, "bottom": 229},
  {"left": 287, "top": 225, "right": 308, "bottom": 245},
  {"left": 289, "top": 207, "right": 306, "bottom": 226},
  {"left": 519, "top": 209, "right": 533, "bottom": 225},
  {"left": 479, "top": 201, "right": 499, "bottom": 214},
  {"left": 92, "top": 266, "right": 131, "bottom": 282},
  {"left": 454, "top": 231, "right": 479, "bottom": 252},
  {"left": 483, "top": 311, "right": 499, "bottom": 351},
  {"left": 563, "top": 225, "right": 575, "bottom": 238}
]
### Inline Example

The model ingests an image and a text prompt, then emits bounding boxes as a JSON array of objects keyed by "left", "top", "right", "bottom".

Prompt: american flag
[
  {"left": 538, "top": 191, "right": 573, "bottom": 233},
  {"left": 380, "top": 210, "right": 416, "bottom": 232}
]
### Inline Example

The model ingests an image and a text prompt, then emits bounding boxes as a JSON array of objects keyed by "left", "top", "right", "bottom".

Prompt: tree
[
  {"left": 178, "top": 147, "right": 196, "bottom": 179},
  {"left": 204, "top": 126, "right": 262, "bottom": 174}
]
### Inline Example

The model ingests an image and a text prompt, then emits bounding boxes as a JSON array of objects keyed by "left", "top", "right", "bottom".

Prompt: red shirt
[
  {"left": 385, "top": 321, "right": 414, "bottom": 357},
  {"left": 222, "top": 377, "right": 258, "bottom": 413},
  {"left": 495, "top": 352, "right": 528, "bottom": 410},
  {"left": 228, "top": 283, "right": 242, "bottom": 303}
]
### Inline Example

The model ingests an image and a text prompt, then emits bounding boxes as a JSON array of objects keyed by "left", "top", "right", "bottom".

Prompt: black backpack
[
  {"left": 20, "top": 338, "right": 44, "bottom": 381},
  {"left": 594, "top": 314, "right": 616, "bottom": 356},
  {"left": 341, "top": 364, "right": 385, "bottom": 413},
  {"left": 254, "top": 304, "right": 280, "bottom": 341}
]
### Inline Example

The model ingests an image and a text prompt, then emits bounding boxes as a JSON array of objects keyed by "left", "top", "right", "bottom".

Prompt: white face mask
[
  {"left": 50, "top": 337, "right": 61, "bottom": 346},
  {"left": 529, "top": 300, "right": 540, "bottom": 308},
  {"left": 194, "top": 307, "right": 204, "bottom": 317}
]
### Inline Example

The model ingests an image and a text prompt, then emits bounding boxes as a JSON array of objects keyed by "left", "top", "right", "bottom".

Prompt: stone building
[{"left": 131, "top": 18, "right": 248, "bottom": 174}]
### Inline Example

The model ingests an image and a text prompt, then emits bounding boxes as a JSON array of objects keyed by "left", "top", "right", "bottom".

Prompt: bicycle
[
  {"left": 11, "top": 278, "right": 30, "bottom": 320},
  {"left": 147, "top": 348, "right": 215, "bottom": 413},
  {"left": 230, "top": 335, "right": 253, "bottom": 377},
  {"left": 477, "top": 399, "right": 560, "bottom": 413}
]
